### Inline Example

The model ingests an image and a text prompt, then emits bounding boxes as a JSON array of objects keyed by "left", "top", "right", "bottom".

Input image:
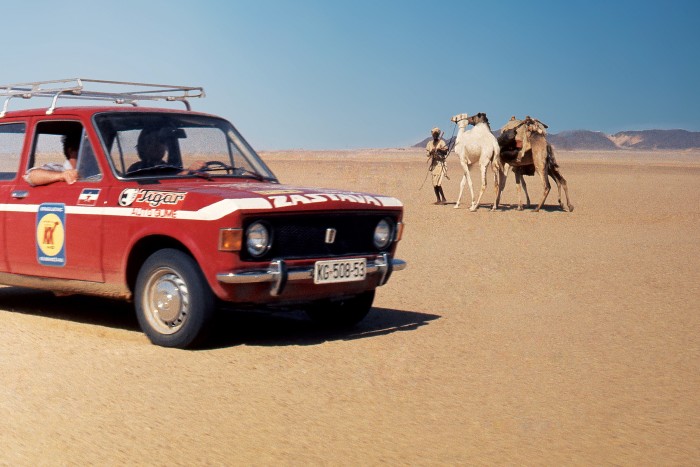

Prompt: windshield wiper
[
  {"left": 233, "top": 167, "right": 266, "bottom": 181},
  {"left": 125, "top": 164, "right": 183, "bottom": 177},
  {"left": 186, "top": 169, "right": 213, "bottom": 180}
]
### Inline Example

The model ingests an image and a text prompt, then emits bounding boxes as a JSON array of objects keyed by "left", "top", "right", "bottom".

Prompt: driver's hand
[
  {"left": 188, "top": 161, "right": 206, "bottom": 171},
  {"left": 187, "top": 161, "right": 206, "bottom": 171},
  {"left": 179, "top": 160, "right": 207, "bottom": 176}
]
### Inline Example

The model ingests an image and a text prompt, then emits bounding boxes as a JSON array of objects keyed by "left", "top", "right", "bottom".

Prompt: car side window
[
  {"left": 0, "top": 123, "right": 25, "bottom": 180},
  {"left": 31, "top": 122, "right": 102, "bottom": 183},
  {"left": 32, "top": 132, "right": 70, "bottom": 169},
  {"left": 76, "top": 133, "right": 102, "bottom": 181}
]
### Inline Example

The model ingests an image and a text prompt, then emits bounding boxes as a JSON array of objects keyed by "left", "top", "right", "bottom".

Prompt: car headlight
[
  {"left": 373, "top": 218, "right": 394, "bottom": 250},
  {"left": 245, "top": 221, "right": 271, "bottom": 257}
]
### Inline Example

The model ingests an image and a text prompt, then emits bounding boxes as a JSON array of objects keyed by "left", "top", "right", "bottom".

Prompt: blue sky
[{"left": 3, "top": 0, "right": 699, "bottom": 149}]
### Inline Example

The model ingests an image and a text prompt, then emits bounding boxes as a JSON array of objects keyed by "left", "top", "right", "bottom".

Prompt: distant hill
[
  {"left": 609, "top": 130, "right": 700, "bottom": 150},
  {"left": 548, "top": 131, "right": 619, "bottom": 150},
  {"left": 414, "top": 129, "right": 700, "bottom": 150}
]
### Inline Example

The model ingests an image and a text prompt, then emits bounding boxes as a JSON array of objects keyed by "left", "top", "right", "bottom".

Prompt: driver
[{"left": 128, "top": 128, "right": 204, "bottom": 174}]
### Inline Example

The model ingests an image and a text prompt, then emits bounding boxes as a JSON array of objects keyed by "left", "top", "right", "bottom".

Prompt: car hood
[{"left": 117, "top": 180, "right": 403, "bottom": 220}]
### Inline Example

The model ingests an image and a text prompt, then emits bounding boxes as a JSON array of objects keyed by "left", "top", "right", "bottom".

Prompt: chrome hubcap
[{"left": 143, "top": 268, "right": 189, "bottom": 334}]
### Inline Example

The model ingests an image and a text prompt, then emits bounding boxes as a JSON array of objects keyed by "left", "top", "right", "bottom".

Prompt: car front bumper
[{"left": 217, "top": 253, "right": 406, "bottom": 297}]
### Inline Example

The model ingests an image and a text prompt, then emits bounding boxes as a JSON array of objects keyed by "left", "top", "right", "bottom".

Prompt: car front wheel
[
  {"left": 304, "top": 290, "right": 375, "bottom": 329},
  {"left": 135, "top": 249, "right": 215, "bottom": 348}
]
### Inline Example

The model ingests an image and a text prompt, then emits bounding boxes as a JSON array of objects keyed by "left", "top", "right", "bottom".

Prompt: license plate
[{"left": 314, "top": 258, "right": 366, "bottom": 284}]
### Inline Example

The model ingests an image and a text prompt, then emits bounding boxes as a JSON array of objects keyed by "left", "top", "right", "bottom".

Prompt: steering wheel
[{"left": 201, "top": 160, "right": 234, "bottom": 174}]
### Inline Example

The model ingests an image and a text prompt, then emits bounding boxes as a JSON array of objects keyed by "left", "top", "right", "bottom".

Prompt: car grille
[{"left": 241, "top": 212, "right": 397, "bottom": 261}]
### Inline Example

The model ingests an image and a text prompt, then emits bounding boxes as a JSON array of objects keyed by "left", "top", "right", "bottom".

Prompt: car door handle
[{"left": 11, "top": 190, "right": 28, "bottom": 199}]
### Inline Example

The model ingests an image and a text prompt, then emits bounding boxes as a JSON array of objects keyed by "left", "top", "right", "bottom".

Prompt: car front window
[{"left": 93, "top": 112, "right": 277, "bottom": 181}]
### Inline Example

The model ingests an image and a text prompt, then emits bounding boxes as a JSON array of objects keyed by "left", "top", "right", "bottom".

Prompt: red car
[{"left": 0, "top": 79, "right": 405, "bottom": 348}]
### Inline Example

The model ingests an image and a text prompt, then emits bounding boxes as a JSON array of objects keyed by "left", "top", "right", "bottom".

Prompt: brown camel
[{"left": 495, "top": 117, "right": 573, "bottom": 212}]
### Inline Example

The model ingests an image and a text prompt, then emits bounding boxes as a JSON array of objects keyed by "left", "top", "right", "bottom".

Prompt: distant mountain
[
  {"left": 414, "top": 129, "right": 700, "bottom": 150},
  {"left": 609, "top": 130, "right": 700, "bottom": 150},
  {"left": 548, "top": 131, "right": 618, "bottom": 150}
]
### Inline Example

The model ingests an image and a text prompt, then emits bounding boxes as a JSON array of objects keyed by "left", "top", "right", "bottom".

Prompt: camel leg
[
  {"left": 498, "top": 164, "right": 509, "bottom": 193},
  {"left": 455, "top": 170, "right": 474, "bottom": 209},
  {"left": 534, "top": 168, "right": 551, "bottom": 212},
  {"left": 521, "top": 174, "right": 531, "bottom": 208},
  {"left": 466, "top": 168, "right": 476, "bottom": 210},
  {"left": 472, "top": 160, "right": 489, "bottom": 212},
  {"left": 492, "top": 163, "right": 501, "bottom": 210},
  {"left": 515, "top": 171, "right": 524, "bottom": 211},
  {"left": 544, "top": 144, "right": 572, "bottom": 211},
  {"left": 554, "top": 176, "right": 563, "bottom": 208},
  {"left": 492, "top": 162, "right": 505, "bottom": 210},
  {"left": 550, "top": 169, "right": 573, "bottom": 212},
  {"left": 454, "top": 174, "right": 466, "bottom": 209},
  {"left": 548, "top": 174, "right": 564, "bottom": 209},
  {"left": 455, "top": 156, "right": 475, "bottom": 210},
  {"left": 547, "top": 167, "right": 564, "bottom": 210},
  {"left": 560, "top": 177, "right": 573, "bottom": 212}
]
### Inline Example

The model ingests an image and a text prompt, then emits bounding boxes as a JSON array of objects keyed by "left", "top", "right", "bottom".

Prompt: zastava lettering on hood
[{"left": 267, "top": 193, "right": 382, "bottom": 208}]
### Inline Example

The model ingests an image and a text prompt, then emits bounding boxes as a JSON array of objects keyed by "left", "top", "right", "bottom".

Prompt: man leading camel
[{"left": 426, "top": 127, "right": 449, "bottom": 204}]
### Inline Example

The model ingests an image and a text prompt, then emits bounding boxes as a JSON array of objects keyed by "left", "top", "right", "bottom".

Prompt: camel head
[
  {"left": 526, "top": 123, "right": 545, "bottom": 135},
  {"left": 467, "top": 112, "right": 489, "bottom": 127},
  {"left": 451, "top": 113, "right": 469, "bottom": 129},
  {"left": 523, "top": 116, "right": 548, "bottom": 136}
]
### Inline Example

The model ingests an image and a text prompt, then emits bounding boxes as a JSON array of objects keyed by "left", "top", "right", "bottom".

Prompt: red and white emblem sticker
[
  {"left": 118, "top": 189, "right": 187, "bottom": 208},
  {"left": 78, "top": 188, "right": 101, "bottom": 206}
]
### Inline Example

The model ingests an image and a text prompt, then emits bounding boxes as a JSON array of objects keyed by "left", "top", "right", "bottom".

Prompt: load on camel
[{"left": 495, "top": 115, "right": 573, "bottom": 212}]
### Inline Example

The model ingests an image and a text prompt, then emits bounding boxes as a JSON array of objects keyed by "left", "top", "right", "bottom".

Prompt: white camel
[{"left": 451, "top": 112, "right": 501, "bottom": 211}]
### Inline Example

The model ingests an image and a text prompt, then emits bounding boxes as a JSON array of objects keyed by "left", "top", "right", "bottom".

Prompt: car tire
[
  {"left": 305, "top": 290, "right": 375, "bottom": 329},
  {"left": 135, "top": 248, "right": 215, "bottom": 348}
]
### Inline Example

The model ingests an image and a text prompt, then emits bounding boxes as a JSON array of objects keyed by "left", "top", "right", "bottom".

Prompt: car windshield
[{"left": 93, "top": 112, "right": 277, "bottom": 181}]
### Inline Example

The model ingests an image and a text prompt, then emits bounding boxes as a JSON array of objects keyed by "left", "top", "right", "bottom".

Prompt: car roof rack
[{"left": 0, "top": 78, "right": 205, "bottom": 118}]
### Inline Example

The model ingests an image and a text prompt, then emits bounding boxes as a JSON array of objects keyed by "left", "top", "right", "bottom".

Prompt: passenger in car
[{"left": 24, "top": 133, "right": 80, "bottom": 186}]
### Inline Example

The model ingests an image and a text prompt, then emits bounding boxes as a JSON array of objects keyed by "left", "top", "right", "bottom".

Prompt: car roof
[
  {"left": 0, "top": 106, "right": 215, "bottom": 120},
  {"left": 0, "top": 79, "right": 206, "bottom": 119}
]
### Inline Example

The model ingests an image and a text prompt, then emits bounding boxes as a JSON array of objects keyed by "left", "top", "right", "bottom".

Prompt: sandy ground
[{"left": 1, "top": 148, "right": 699, "bottom": 465}]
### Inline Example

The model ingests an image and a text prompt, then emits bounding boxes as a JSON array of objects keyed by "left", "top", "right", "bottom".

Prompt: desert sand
[{"left": 1, "top": 149, "right": 698, "bottom": 465}]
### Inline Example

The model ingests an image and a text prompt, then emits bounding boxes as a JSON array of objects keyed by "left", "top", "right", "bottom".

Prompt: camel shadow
[
  {"left": 473, "top": 203, "right": 570, "bottom": 212},
  {"left": 0, "top": 286, "right": 440, "bottom": 349}
]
